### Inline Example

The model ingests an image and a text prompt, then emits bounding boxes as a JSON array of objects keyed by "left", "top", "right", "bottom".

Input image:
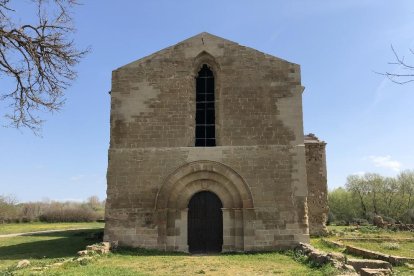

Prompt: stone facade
[
  {"left": 104, "top": 32, "right": 328, "bottom": 252},
  {"left": 305, "top": 134, "right": 329, "bottom": 236}
]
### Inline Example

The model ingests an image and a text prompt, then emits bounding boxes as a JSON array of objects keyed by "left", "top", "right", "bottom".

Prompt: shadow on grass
[
  {"left": 114, "top": 247, "right": 290, "bottom": 257},
  {"left": 20, "top": 228, "right": 103, "bottom": 238},
  {"left": 114, "top": 247, "right": 189, "bottom": 257},
  {"left": 0, "top": 229, "right": 102, "bottom": 261}
]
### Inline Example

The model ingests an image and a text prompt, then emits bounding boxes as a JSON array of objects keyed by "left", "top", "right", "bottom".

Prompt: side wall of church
[
  {"left": 305, "top": 135, "right": 328, "bottom": 236},
  {"left": 105, "top": 34, "right": 310, "bottom": 251}
]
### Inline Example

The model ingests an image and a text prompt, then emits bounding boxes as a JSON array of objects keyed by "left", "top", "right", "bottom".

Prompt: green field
[
  {"left": 0, "top": 222, "right": 104, "bottom": 235},
  {"left": 41, "top": 250, "right": 333, "bottom": 276},
  {"left": 1, "top": 223, "right": 414, "bottom": 275},
  {"left": 0, "top": 229, "right": 102, "bottom": 271},
  {"left": 313, "top": 225, "right": 414, "bottom": 258},
  {"left": 311, "top": 225, "right": 414, "bottom": 275},
  {"left": 0, "top": 224, "right": 333, "bottom": 275}
]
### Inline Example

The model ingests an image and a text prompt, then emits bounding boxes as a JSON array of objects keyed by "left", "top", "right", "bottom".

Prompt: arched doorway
[
  {"left": 155, "top": 160, "right": 255, "bottom": 252},
  {"left": 188, "top": 191, "right": 223, "bottom": 253}
]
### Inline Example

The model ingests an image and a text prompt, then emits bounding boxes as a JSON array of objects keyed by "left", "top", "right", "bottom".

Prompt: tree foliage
[
  {"left": 329, "top": 170, "right": 414, "bottom": 224},
  {"left": 0, "top": 195, "right": 105, "bottom": 223},
  {"left": 0, "top": 0, "right": 87, "bottom": 133}
]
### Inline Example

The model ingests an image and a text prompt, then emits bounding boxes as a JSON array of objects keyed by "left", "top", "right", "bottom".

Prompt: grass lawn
[
  {"left": 0, "top": 222, "right": 104, "bottom": 235},
  {"left": 45, "top": 250, "right": 333, "bottom": 276},
  {"left": 0, "top": 227, "right": 332, "bottom": 276},
  {"left": 327, "top": 225, "right": 414, "bottom": 239},
  {"left": 311, "top": 226, "right": 414, "bottom": 275},
  {"left": 0, "top": 229, "right": 102, "bottom": 271},
  {"left": 346, "top": 241, "right": 414, "bottom": 258},
  {"left": 320, "top": 225, "right": 414, "bottom": 258},
  {"left": 2, "top": 223, "right": 413, "bottom": 275}
]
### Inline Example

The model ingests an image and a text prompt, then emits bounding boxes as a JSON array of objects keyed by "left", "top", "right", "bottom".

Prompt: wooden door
[{"left": 188, "top": 191, "right": 223, "bottom": 253}]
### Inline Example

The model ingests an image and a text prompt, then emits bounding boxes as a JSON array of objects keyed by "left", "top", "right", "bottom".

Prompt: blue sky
[{"left": 1, "top": 0, "right": 414, "bottom": 202}]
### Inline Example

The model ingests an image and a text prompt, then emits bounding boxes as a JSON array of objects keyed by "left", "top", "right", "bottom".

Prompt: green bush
[{"left": 39, "top": 207, "right": 98, "bottom": 222}]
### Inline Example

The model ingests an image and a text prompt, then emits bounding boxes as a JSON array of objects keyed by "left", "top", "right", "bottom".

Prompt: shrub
[
  {"left": 381, "top": 216, "right": 396, "bottom": 224},
  {"left": 0, "top": 195, "right": 20, "bottom": 223},
  {"left": 352, "top": 218, "right": 369, "bottom": 226},
  {"left": 358, "top": 225, "right": 381, "bottom": 233},
  {"left": 39, "top": 207, "right": 98, "bottom": 222},
  {"left": 333, "top": 220, "right": 348, "bottom": 226},
  {"left": 0, "top": 194, "right": 105, "bottom": 223}
]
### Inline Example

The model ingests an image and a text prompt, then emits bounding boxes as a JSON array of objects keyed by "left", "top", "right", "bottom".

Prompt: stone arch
[
  {"left": 155, "top": 160, "right": 255, "bottom": 252},
  {"left": 155, "top": 160, "right": 253, "bottom": 210},
  {"left": 192, "top": 51, "right": 221, "bottom": 77}
]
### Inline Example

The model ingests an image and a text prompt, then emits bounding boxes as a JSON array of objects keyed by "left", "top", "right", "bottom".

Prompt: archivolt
[
  {"left": 155, "top": 160, "right": 253, "bottom": 210},
  {"left": 192, "top": 51, "right": 220, "bottom": 77}
]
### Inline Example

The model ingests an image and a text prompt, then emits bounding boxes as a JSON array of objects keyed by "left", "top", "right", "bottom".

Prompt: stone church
[{"left": 104, "top": 32, "right": 328, "bottom": 253}]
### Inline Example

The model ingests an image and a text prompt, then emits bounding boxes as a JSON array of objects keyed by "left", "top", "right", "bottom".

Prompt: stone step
[
  {"left": 347, "top": 259, "right": 392, "bottom": 274},
  {"left": 360, "top": 268, "right": 392, "bottom": 276},
  {"left": 345, "top": 244, "right": 414, "bottom": 265}
]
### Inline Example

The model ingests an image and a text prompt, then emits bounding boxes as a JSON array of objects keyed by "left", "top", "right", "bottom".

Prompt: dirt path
[{"left": 0, "top": 228, "right": 99, "bottom": 238}]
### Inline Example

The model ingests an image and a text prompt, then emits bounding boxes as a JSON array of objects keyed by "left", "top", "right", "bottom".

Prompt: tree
[
  {"left": 363, "top": 173, "right": 384, "bottom": 215},
  {"left": 0, "top": 194, "right": 18, "bottom": 223},
  {"left": 382, "top": 45, "right": 414, "bottom": 84},
  {"left": 330, "top": 171, "right": 414, "bottom": 224},
  {"left": 86, "top": 195, "right": 101, "bottom": 211},
  {"left": 398, "top": 170, "right": 414, "bottom": 210},
  {"left": 328, "top": 187, "right": 359, "bottom": 223},
  {"left": 346, "top": 174, "right": 370, "bottom": 219},
  {"left": 0, "top": 0, "right": 88, "bottom": 133}
]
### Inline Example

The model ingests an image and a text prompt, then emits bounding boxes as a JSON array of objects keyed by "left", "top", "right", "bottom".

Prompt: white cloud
[{"left": 368, "top": 155, "right": 402, "bottom": 172}]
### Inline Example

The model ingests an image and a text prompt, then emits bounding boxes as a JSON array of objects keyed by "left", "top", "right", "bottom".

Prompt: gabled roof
[{"left": 117, "top": 32, "right": 296, "bottom": 70}]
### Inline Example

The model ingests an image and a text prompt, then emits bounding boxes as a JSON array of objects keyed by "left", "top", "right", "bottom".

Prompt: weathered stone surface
[
  {"left": 77, "top": 250, "right": 89, "bottom": 256},
  {"left": 296, "top": 243, "right": 357, "bottom": 275},
  {"left": 85, "top": 243, "right": 110, "bottom": 254},
  {"left": 373, "top": 215, "right": 385, "bottom": 228},
  {"left": 305, "top": 134, "right": 328, "bottom": 236},
  {"left": 360, "top": 268, "right": 392, "bottom": 276},
  {"left": 105, "top": 32, "right": 327, "bottom": 252},
  {"left": 76, "top": 256, "right": 93, "bottom": 263},
  {"left": 346, "top": 244, "right": 414, "bottom": 265},
  {"left": 327, "top": 252, "right": 346, "bottom": 263},
  {"left": 347, "top": 259, "right": 392, "bottom": 273},
  {"left": 16, "top": 259, "right": 30, "bottom": 269}
]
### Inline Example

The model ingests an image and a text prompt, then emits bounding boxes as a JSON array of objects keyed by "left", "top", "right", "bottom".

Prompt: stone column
[
  {"left": 177, "top": 208, "right": 189, "bottom": 252},
  {"left": 304, "top": 134, "right": 328, "bottom": 236},
  {"left": 242, "top": 208, "right": 256, "bottom": 251},
  {"left": 222, "top": 208, "right": 233, "bottom": 252},
  {"left": 234, "top": 208, "right": 244, "bottom": 251}
]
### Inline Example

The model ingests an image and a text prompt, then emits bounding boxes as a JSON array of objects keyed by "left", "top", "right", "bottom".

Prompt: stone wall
[
  {"left": 105, "top": 32, "right": 311, "bottom": 252},
  {"left": 305, "top": 134, "right": 328, "bottom": 236},
  {"left": 109, "top": 32, "right": 304, "bottom": 148}
]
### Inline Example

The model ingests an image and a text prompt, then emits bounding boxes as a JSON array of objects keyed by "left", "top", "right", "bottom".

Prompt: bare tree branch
[
  {"left": 378, "top": 45, "right": 414, "bottom": 85},
  {"left": 0, "top": 0, "right": 88, "bottom": 134}
]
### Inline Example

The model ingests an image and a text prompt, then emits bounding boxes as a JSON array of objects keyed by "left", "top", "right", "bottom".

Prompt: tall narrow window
[{"left": 195, "top": 64, "right": 215, "bottom": 147}]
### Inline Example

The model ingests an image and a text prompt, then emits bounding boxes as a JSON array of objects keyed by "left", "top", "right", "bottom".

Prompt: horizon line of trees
[
  {"left": 329, "top": 170, "right": 414, "bottom": 225},
  {"left": 0, "top": 195, "right": 105, "bottom": 223}
]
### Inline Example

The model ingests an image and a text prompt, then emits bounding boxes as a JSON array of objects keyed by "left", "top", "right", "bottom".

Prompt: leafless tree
[
  {"left": 0, "top": 0, "right": 88, "bottom": 133},
  {"left": 381, "top": 45, "right": 414, "bottom": 85}
]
